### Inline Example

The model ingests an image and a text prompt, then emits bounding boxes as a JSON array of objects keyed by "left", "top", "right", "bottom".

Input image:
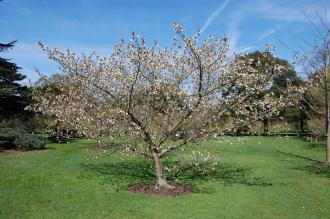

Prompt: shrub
[
  {"left": 0, "top": 127, "right": 27, "bottom": 144},
  {"left": 0, "top": 127, "right": 46, "bottom": 150},
  {"left": 14, "top": 134, "right": 46, "bottom": 150}
]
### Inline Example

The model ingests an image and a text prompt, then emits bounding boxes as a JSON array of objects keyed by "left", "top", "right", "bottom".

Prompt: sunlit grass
[{"left": 0, "top": 136, "right": 329, "bottom": 218}]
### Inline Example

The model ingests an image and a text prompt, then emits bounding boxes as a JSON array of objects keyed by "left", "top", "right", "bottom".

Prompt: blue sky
[{"left": 1, "top": 0, "right": 330, "bottom": 83}]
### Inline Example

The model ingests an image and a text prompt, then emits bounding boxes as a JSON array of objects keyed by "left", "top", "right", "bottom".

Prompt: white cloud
[
  {"left": 200, "top": 0, "right": 232, "bottom": 34},
  {"left": 252, "top": 0, "right": 330, "bottom": 22},
  {"left": 221, "top": 0, "right": 329, "bottom": 52},
  {"left": 256, "top": 25, "right": 283, "bottom": 42}
]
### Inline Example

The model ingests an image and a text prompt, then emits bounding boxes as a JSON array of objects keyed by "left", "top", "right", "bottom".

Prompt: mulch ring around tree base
[{"left": 127, "top": 183, "right": 194, "bottom": 197}]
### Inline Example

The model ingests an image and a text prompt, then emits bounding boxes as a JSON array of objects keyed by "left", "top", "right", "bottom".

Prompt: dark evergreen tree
[{"left": 0, "top": 41, "right": 31, "bottom": 117}]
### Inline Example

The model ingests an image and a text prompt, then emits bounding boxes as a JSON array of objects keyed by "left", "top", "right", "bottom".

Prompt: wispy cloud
[
  {"left": 252, "top": 0, "right": 330, "bottom": 22},
  {"left": 237, "top": 46, "right": 255, "bottom": 53},
  {"left": 2, "top": 42, "right": 45, "bottom": 62},
  {"left": 180, "top": 15, "right": 193, "bottom": 23},
  {"left": 200, "top": 0, "right": 232, "bottom": 34},
  {"left": 1, "top": 0, "right": 33, "bottom": 17},
  {"left": 256, "top": 25, "right": 283, "bottom": 42},
  {"left": 2, "top": 41, "right": 113, "bottom": 82},
  {"left": 226, "top": 12, "right": 245, "bottom": 52}
]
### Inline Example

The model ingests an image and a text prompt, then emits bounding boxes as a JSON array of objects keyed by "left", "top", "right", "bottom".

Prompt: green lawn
[{"left": 0, "top": 136, "right": 329, "bottom": 219}]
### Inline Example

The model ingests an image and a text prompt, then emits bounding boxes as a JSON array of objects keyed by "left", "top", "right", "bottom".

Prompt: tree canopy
[
  {"left": 0, "top": 41, "right": 31, "bottom": 117},
  {"left": 29, "top": 24, "right": 302, "bottom": 189}
]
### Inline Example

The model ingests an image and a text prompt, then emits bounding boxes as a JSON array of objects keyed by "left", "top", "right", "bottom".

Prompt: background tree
[
  {"left": 0, "top": 41, "right": 31, "bottom": 117},
  {"left": 0, "top": 40, "right": 47, "bottom": 151},
  {"left": 29, "top": 24, "right": 300, "bottom": 189},
  {"left": 302, "top": 68, "right": 330, "bottom": 137},
  {"left": 238, "top": 50, "right": 303, "bottom": 135},
  {"left": 293, "top": 10, "right": 330, "bottom": 165}
]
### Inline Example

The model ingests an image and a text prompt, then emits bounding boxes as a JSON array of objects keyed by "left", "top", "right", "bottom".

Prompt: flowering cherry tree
[{"left": 30, "top": 23, "right": 300, "bottom": 189}]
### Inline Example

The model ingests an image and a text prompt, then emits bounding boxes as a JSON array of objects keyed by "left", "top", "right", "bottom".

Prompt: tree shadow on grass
[
  {"left": 298, "top": 162, "right": 330, "bottom": 178},
  {"left": 81, "top": 142, "right": 126, "bottom": 151},
  {"left": 81, "top": 161, "right": 155, "bottom": 182},
  {"left": 276, "top": 150, "right": 330, "bottom": 178},
  {"left": 0, "top": 143, "right": 55, "bottom": 154},
  {"left": 81, "top": 160, "right": 272, "bottom": 193},
  {"left": 306, "top": 142, "right": 326, "bottom": 149},
  {"left": 275, "top": 150, "right": 321, "bottom": 163}
]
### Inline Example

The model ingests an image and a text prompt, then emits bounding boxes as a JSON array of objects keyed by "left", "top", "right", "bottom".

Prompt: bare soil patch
[{"left": 127, "top": 183, "right": 194, "bottom": 197}]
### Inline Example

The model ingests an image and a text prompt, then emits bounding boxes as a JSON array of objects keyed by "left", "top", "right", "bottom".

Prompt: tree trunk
[
  {"left": 263, "top": 119, "right": 269, "bottom": 135},
  {"left": 325, "top": 66, "right": 330, "bottom": 165},
  {"left": 324, "top": 66, "right": 329, "bottom": 133},
  {"left": 152, "top": 153, "right": 174, "bottom": 190},
  {"left": 327, "top": 121, "right": 330, "bottom": 165},
  {"left": 300, "top": 111, "right": 305, "bottom": 133},
  {"left": 96, "top": 138, "right": 103, "bottom": 148}
]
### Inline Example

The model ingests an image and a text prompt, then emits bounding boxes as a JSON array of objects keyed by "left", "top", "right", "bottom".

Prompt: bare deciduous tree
[{"left": 293, "top": 10, "right": 330, "bottom": 165}]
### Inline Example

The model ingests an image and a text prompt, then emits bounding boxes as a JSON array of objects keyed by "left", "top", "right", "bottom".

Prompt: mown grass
[{"left": 0, "top": 136, "right": 329, "bottom": 218}]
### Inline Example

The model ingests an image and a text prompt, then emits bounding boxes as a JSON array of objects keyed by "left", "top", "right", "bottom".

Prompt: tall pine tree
[{"left": 0, "top": 41, "right": 31, "bottom": 117}]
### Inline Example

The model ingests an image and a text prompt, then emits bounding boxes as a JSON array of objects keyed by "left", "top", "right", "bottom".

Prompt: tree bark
[
  {"left": 263, "top": 118, "right": 269, "bottom": 135},
  {"left": 324, "top": 65, "right": 329, "bottom": 134},
  {"left": 300, "top": 111, "right": 305, "bottom": 133},
  {"left": 325, "top": 66, "right": 330, "bottom": 165},
  {"left": 327, "top": 121, "right": 330, "bottom": 165},
  {"left": 152, "top": 153, "right": 173, "bottom": 190}
]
